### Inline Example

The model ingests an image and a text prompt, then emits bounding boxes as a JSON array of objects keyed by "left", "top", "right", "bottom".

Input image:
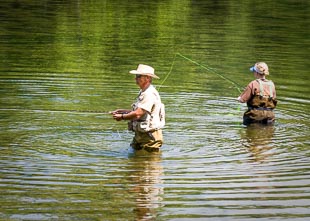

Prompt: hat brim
[
  {"left": 250, "top": 66, "right": 255, "bottom": 72},
  {"left": 129, "top": 70, "right": 160, "bottom": 79}
]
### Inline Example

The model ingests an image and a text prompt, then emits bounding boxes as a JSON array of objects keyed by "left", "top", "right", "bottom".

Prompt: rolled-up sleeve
[{"left": 238, "top": 84, "right": 253, "bottom": 103}]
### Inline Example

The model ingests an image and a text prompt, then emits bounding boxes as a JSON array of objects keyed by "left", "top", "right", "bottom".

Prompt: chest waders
[{"left": 244, "top": 79, "right": 277, "bottom": 125}]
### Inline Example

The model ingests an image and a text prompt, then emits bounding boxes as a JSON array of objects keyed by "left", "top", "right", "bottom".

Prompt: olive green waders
[{"left": 131, "top": 130, "right": 163, "bottom": 152}]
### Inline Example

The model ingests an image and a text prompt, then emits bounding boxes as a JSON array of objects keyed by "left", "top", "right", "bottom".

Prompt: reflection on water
[
  {"left": 128, "top": 152, "right": 163, "bottom": 220},
  {"left": 241, "top": 124, "right": 276, "bottom": 163},
  {"left": 0, "top": 0, "right": 310, "bottom": 220}
]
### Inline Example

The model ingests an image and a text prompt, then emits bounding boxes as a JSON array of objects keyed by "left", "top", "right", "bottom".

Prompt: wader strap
[
  {"left": 257, "top": 79, "right": 274, "bottom": 98},
  {"left": 269, "top": 82, "right": 273, "bottom": 98},
  {"left": 258, "top": 80, "right": 264, "bottom": 97}
]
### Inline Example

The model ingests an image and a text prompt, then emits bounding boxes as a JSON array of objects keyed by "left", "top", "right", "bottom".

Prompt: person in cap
[
  {"left": 237, "top": 62, "right": 277, "bottom": 125},
  {"left": 112, "top": 64, "right": 165, "bottom": 152}
]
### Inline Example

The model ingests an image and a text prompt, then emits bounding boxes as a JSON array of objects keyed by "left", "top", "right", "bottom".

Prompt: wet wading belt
[{"left": 248, "top": 79, "right": 277, "bottom": 110}]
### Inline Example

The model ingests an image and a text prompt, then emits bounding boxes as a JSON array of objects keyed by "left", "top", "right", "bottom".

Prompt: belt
[
  {"left": 248, "top": 107, "right": 273, "bottom": 111},
  {"left": 134, "top": 128, "right": 161, "bottom": 133}
]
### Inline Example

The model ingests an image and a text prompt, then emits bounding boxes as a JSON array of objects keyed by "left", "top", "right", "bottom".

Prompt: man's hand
[{"left": 113, "top": 113, "right": 123, "bottom": 121}]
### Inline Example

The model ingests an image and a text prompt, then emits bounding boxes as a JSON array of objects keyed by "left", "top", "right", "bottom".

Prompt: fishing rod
[
  {"left": 158, "top": 52, "right": 244, "bottom": 94},
  {"left": 0, "top": 108, "right": 112, "bottom": 115},
  {"left": 2, "top": 55, "right": 243, "bottom": 114}
]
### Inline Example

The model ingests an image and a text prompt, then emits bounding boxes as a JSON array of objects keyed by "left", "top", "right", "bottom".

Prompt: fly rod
[{"left": 0, "top": 108, "right": 112, "bottom": 115}]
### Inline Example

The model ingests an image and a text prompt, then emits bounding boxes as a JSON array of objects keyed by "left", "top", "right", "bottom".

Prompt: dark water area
[{"left": 0, "top": 1, "right": 309, "bottom": 220}]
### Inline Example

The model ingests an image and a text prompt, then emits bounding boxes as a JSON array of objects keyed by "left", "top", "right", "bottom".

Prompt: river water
[{"left": 0, "top": 1, "right": 309, "bottom": 220}]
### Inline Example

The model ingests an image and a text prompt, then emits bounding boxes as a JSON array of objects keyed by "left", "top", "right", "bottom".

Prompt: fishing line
[
  {"left": 0, "top": 108, "right": 126, "bottom": 139},
  {"left": 177, "top": 53, "right": 243, "bottom": 93},
  {"left": 158, "top": 53, "right": 244, "bottom": 112},
  {"left": 158, "top": 52, "right": 243, "bottom": 94},
  {"left": 157, "top": 53, "right": 177, "bottom": 91},
  {"left": 2, "top": 55, "right": 243, "bottom": 114}
]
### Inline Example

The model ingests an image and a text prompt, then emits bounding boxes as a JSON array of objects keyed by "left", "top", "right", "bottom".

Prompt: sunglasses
[{"left": 135, "top": 75, "right": 143, "bottom": 78}]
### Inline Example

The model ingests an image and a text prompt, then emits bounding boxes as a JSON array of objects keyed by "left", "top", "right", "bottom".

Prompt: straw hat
[
  {"left": 129, "top": 64, "right": 160, "bottom": 79},
  {"left": 250, "top": 62, "right": 269, "bottom": 75}
]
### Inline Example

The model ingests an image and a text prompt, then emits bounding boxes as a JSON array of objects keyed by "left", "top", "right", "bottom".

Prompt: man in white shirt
[{"left": 112, "top": 64, "right": 165, "bottom": 152}]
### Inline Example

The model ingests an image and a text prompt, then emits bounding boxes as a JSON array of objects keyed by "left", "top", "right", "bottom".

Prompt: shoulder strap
[
  {"left": 268, "top": 80, "right": 273, "bottom": 98},
  {"left": 256, "top": 79, "right": 274, "bottom": 98}
]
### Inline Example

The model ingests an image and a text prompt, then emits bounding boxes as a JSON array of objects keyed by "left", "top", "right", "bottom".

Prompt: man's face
[{"left": 135, "top": 75, "right": 149, "bottom": 88}]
